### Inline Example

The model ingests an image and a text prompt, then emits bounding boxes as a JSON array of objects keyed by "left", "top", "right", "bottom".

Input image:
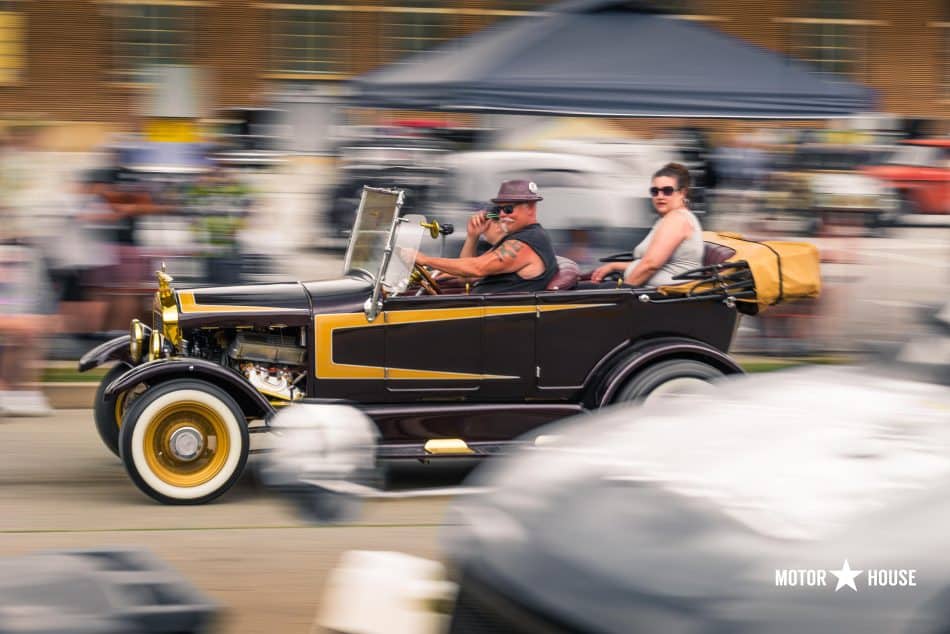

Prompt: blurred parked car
[
  {"left": 780, "top": 143, "right": 900, "bottom": 235},
  {"left": 313, "top": 304, "right": 950, "bottom": 634},
  {"left": 861, "top": 139, "right": 950, "bottom": 215},
  {"left": 324, "top": 131, "right": 453, "bottom": 243}
]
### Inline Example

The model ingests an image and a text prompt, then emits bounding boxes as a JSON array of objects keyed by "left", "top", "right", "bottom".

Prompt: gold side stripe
[
  {"left": 178, "top": 291, "right": 299, "bottom": 314},
  {"left": 314, "top": 303, "right": 614, "bottom": 380},
  {"left": 537, "top": 303, "right": 613, "bottom": 314}
]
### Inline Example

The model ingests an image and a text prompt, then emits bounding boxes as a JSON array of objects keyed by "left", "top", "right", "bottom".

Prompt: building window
[
  {"left": 380, "top": 2, "right": 456, "bottom": 64},
  {"left": 778, "top": 0, "right": 879, "bottom": 81},
  {"left": 267, "top": 4, "right": 349, "bottom": 79},
  {"left": 0, "top": 1, "right": 23, "bottom": 84},
  {"left": 106, "top": 1, "right": 201, "bottom": 83}
]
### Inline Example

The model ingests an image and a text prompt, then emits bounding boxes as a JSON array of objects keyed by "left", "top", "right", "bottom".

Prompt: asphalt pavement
[{"left": 0, "top": 408, "right": 471, "bottom": 634}]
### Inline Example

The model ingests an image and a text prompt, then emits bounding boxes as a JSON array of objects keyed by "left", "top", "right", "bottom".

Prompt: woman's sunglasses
[{"left": 649, "top": 186, "right": 678, "bottom": 197}]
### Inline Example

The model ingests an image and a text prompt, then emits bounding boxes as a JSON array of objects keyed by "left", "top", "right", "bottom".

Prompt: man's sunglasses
[
  {"left": 486, "top": 204, "right": 516, "bottom": 219},
  {"left": 649, "top": 186, "right": 678, "bottom": 197}
]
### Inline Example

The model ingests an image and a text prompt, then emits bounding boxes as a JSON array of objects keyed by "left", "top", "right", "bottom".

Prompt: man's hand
[{"left": 466, "top": 211, "right": 489, "bottom": 240}]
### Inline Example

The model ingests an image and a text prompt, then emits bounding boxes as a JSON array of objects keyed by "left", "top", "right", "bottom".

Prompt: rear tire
[
  {"left": 93, "top": 363, "right": 132, "bottom": 457},
  {"left": 614, "top": 359, "right": 724, "bottom": 406},
  {"left": 119, "top": 380, "right": 249, "bottom": 505}
]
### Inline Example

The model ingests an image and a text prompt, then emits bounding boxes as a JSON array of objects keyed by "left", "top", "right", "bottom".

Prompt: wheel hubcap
[
  {"left": 142, "top": 401, "right": 230, "bottom": 488},
  {"left": 169, "top": 426, "right": 205, "bottom": 461}
]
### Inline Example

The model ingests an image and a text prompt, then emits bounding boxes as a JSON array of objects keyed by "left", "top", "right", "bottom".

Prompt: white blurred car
[{"left": 300, "top": 305, "right": 950, "bottom": 634}]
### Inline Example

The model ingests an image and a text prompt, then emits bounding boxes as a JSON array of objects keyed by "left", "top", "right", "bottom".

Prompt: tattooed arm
[{"left": 415, "top": 239, "right": 533, "bottom": 278}]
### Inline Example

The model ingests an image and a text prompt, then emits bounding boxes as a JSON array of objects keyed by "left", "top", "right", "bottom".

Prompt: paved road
[{"left": 0, "top": 409, "right": 473, "bottom": 633}]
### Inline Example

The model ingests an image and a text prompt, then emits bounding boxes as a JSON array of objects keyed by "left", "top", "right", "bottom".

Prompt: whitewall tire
[{"left": 119, "top": 380, "right": 249, "bottom": 504}]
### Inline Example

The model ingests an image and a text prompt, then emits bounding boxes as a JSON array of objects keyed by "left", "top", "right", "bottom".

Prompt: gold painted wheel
[
  {"left": 119, "top": 380, "right": 249, "bottom": 505},
  {"left": 113, "top": 391, "right": 127, "bottom": 427},
  {"left": 141, "top": 400, "right": 231, "bottom": 488}
]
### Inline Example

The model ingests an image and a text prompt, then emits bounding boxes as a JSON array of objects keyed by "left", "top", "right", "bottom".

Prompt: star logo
[{"left": 829, "top": 560, "right": 863, "bottom": 592}]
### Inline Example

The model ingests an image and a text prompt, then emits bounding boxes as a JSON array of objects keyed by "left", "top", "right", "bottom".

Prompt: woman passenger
[{"left": 591, "top": 162, "right": 703, "bottom": 286}]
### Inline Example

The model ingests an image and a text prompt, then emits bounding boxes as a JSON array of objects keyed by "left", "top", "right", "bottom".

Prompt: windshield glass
[
  {"left": 383, "top": 214, "right": 426, "bottom": 294},
  {"left": 343, "top": 187, "right": 403, "bottom": 280}
]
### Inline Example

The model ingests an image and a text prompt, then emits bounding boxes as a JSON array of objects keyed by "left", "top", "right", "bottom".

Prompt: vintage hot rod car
[{"left": 79, "top": 187, "right": 818, "bottom": 504}]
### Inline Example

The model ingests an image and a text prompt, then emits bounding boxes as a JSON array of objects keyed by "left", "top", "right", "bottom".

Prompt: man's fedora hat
[{"left": 491, "top": 179, "right": 543, "bottom": 203}]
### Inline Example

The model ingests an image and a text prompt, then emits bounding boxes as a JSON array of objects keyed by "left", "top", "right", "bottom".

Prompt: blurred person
[
  {"left": 87, "top": 169, "right": 166, "bottom": 330},
  {"left": 411, "top": 180, "right": 557, "bottom": 293},
  {"left": 591, "top": 162, "right": 702, "bottom": 286},
  {"left": 0, "top": 125, "right": 54, "bottom": 242},
  {"left": 0, "top": 239, "right": 57, "bottom": 416},
  {"left": 43, "top": 174, "right": 121, "bottom": 335}
]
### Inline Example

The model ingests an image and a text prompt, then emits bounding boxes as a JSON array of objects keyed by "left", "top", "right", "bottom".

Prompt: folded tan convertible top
[{"left": 658, "top": 232, "right": 821, "bottom": 314}]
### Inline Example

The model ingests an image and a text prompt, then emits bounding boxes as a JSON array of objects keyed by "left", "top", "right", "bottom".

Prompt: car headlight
[
  {"left": 149, "top": 331, "right": 167, "bottom": 361},
  {"left": 129, "top": 319, "right": 148, "bottom": 364}
]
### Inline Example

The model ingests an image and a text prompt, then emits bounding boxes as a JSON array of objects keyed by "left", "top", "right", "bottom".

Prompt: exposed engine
[
  {"left": 186, "top": 329, "right": 307, "bottom": 402},
  {"left": 238, "top": 363, "right": 304, "bottom": 402}
]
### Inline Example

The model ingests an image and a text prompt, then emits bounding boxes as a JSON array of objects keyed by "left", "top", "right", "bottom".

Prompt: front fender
[
  {"left": 590, "top": 337, "right": 744, "bottom": 408},
  {"left": 78, "top": 335, "right": 131, "bottom": 372},
  {"left": 104, "top": 358, "right": 276, "bottom": 419}
]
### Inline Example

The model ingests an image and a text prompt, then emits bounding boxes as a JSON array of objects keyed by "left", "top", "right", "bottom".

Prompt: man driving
[{"left": 413, "top": 180, "right": 558, "bottom": 294}]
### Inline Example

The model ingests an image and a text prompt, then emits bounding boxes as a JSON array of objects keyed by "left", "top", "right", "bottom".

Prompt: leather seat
[
  {"left": 702, "top": 242, "right": 736, "bottom": 267},
  {"left": 546, "top": 256, "right": 580, "bottom": 291}
]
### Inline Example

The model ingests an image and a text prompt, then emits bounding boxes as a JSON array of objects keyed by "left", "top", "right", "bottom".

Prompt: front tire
[
  {"left": 119, "top": 380, "right": 249, "bottom": 505},
  {"left": 614, "top": 359, "right": 724, "bottom": 406},
  {"left": 93, "top": 363, "right": 133, "bottom": 457}
]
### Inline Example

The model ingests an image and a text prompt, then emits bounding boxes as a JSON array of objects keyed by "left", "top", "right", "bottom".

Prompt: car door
[
  {"left": 534, "top": 289, "right": 630, "bottom": 398},
  {"left": 383, "top": 294, "right": 485, "bottom": 395}
]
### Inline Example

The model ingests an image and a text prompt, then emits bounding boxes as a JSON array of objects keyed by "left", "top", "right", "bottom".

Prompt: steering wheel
[{"left": 413, "top": 263, "right": 442, "bottom": 295}]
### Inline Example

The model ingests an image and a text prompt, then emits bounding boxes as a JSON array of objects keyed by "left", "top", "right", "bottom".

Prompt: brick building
[{"left": 0, "top": 0, "right": 946, "bottom": 129}]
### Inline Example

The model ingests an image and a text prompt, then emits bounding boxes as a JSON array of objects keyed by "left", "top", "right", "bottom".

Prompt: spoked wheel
[
  {"left": 614, "top": 359, "right": 724, "bottom": 406},
  {"left": 119, "top": 380, "right": 249, "bottom": 505}
]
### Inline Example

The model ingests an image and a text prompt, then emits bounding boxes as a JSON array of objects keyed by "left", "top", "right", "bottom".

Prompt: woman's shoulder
[{"left": 659, "top": 208, "right": 695, "bottom": 228}]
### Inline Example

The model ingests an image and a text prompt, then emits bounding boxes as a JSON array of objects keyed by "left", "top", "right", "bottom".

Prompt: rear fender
[
  {"left": 78, "top": 335, "right": 131, "bottom": 372},
  {"left": 104, "top": 358, "right": 276, "bottom": 420},
  {"left": 588, "top": 337, "right": 743, "bottom": 408}
]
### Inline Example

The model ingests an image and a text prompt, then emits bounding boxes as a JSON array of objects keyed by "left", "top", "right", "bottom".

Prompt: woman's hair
[{"left": 652, "top": 162, "right": 691, "bottom": 193}]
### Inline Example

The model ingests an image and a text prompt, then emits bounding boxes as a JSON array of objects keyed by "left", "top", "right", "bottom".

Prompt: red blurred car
[{"left": 862, "top": 139, "right": 950, "bottom": 214}]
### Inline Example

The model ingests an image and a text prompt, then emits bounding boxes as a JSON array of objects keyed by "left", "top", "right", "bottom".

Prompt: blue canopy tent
[{"left": 349, "top": 0, "right": 876, "bottom": 118}]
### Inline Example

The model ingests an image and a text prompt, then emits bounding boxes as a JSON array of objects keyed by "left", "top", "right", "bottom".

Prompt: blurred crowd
[
  {"left": 0, "top": 125, "right": 255, "bottom": 415},
  {"left": 0, "top": 116, "right": 946, "bottom": 415}
]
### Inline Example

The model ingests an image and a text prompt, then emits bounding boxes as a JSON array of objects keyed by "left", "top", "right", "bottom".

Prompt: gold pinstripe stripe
[
  {"left": 178, "top": 291, "right": 300, "bottom": 314},
  {"left": 314, "top": 303, "right": 613, "bottom": 380}
]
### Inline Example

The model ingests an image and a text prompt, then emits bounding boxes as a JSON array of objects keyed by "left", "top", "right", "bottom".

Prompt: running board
[{"left": 377, "top": 439, "right": 532, "bottom": 460}]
